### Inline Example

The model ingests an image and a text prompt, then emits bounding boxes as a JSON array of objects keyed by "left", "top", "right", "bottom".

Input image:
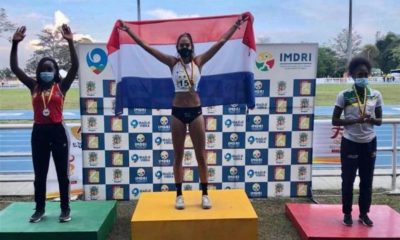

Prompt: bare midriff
[{"left": 172, "top": 92, "right": 201, "bottom": 107}]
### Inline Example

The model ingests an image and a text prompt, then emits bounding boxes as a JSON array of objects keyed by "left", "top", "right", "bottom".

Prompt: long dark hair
[
  {"left": 176, "top": 32, "right": 195, "bottom": 58},
  {"left": 36, "top": 57, "right": 61, "bottom": 88}
]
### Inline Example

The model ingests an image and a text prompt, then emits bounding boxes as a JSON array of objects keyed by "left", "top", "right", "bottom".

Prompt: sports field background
[{"left": 0, "top": 84, "right": 399, "bottom": 110}]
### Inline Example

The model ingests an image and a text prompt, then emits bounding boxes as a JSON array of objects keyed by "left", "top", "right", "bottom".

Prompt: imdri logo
[
  {"left": 229, "top": 167, "right": 238, "bottom": 176},
  {"left": 255, "top": 51, "right": 275, "bottom": 71},
  {"left": 160, "top": 116, "right": 169, "bottom": 126},
  {"left": 137, "top": 168, "right": 145, "bottom": 177},
  {"left": 250, "top": 150, "right": 263, "bottom": 165},
  {"left": 136, "top": 134, "right": 145, "bottom": 143},
  {"left": 252, "top": 183, "right": 261, "bottom": 192},
  {"left": 253, "top": 150, "right": 261, "bottom": 159},
  {"left": 160, "top": 151, "right": 169, "bottom": 160},
  {"left": 280, "top": 52, "right": 312, "bottom": 62},
  {"left": 86, "top": 48, "right": 107, "bottom": 75},
  {"left": 134, "top": 134, "right": 149, "bottom": 149}
]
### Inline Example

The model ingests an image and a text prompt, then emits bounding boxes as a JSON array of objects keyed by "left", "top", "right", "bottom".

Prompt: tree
[
  {"left": 0, "top": 67, "right": 14, "bottom": 78},
  {"left": 0, "top": 8, "right": 16, "bottom": 40},
  {"left": 317, "top": 47, "right": 347, "bottom": 78},
  {"left": 360, "top": 44, "right": 379, "bottom": 67},
  {"left": 331, "top": 28, "right": 362, "bottom": 60},
  {"left": 375, "top": 32, "right": 400, "bottom": 73},
  {"left": 391, "top": 46, "right": 400, "bottom": 69},
  {"left": 317, "top": 47, "right": 338, "bottom": 77},
  {"left": 25, "top": 27, "right": 91, "bottom": 74}
]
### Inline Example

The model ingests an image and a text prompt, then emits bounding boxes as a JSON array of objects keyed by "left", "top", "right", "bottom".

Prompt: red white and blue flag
[{"left": 107, "top": 13, "right": 256, "bottom": 114}]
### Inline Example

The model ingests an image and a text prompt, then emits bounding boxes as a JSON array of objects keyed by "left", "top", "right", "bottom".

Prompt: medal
[
  {"left": 41, "top": 85, "right": 55, "bottom": 117},
  {"left": 42, "top": 108, "right": 50, "bottom": 116}
]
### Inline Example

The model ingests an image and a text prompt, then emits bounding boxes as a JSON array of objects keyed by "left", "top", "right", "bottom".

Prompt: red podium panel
[{"left": 286, "top": 203, "right": 400, "bottom": 239}]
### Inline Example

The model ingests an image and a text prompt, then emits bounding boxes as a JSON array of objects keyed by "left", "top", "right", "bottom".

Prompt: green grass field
[
  {"left": 0, "top": 88, "right": 80, "bottom": 110},
  {"left": 315, "top": 83, "right": 400, "bottom": 106},
  {"left": 0, "top": 84, "right": 399, "bottom": 110}
]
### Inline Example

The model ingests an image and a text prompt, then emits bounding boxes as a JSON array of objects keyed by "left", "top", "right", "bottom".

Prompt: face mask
[
  {"left": 178, "top": 48, "right": 192, "bottom": 58},
  {"left": 354, "top": 77, "right": 368, "bottom": 88},
  {"left": 40, "top": 72, "right": 54, "bottom": 83}
]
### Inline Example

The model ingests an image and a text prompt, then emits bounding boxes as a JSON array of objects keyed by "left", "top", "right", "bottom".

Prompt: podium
[
  {"left": 286, "top": 203, "right": 400, "bottom": 239},
  {"left": 0, "top": 201, "right": 116, "bottom": 240},
  {"left": 131, "top": 189, "right": 258, "bottom": 240}
]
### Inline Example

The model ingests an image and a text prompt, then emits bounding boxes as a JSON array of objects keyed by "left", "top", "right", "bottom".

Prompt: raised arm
[
  {"left": 119, "top": 21, "right": 177, "bottom": 70},
  {"left": 195, "top": 14, "right": 248, "bottom": 69},
  {"left": 59, "top": 24, "right": 79, "bottom": 94},
  {"left": 10, "top": 26, "right": 36, "bottom": 91}
]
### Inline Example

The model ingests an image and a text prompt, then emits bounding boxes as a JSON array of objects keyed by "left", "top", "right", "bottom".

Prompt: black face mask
[{"left": 178, "top": 48, "right": 192, "bottom": 58}]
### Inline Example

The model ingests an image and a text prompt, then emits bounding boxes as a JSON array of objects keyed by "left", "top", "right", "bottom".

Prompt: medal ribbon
[
  {"left": 41, "top": 84, "right": 55, "bottom": 111},
  {"left": 353, "top": 85, "right": 367, "bottom": 117},
  {"left": 180, "top": 59, "right": 194, "bottom": 89}
]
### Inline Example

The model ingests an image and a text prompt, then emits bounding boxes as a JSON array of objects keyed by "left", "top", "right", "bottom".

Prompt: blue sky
[{"left": 1, "top": 0, "right": 399, "bottom": 68}]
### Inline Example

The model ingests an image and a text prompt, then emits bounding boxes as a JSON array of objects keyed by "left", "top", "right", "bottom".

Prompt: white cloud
[
  {"left": 74, "top": 33, "right": 95, "bottom": 42},
  {"left": 28, "top": 39, "right": 42, "bottom": 50},
  {"left": 146, "top": 8, "right": 200, "bottom": 19},
  {"left": 28, "top": 10, "right": 95, "bottom": 50},
  {"left": 44, "top": 10, "right": 70, "bottom": 32}
]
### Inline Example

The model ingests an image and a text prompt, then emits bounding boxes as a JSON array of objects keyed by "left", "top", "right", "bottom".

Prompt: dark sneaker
[
  {"left": 29, "top": 210, "right": 45, "bottom": 223},
  {"left": 59, "top": 209, "right": 71, "bottom": 223},
  {"left": 359, "top": 214, "right": 373, "bottom": 226},
  {"left": 342, "top": 214, "right": 353, "bottom": 226}
]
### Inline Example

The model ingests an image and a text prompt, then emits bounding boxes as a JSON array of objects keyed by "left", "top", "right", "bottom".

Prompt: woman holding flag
[
  {"left": 120, "top": 13, "right": 248, "bottom": 210},
  {"left": 10, "top": 24, "right": 78, "bottom": 222}
]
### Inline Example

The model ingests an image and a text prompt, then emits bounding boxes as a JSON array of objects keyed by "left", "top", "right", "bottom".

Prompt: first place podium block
[{"left": 131, "top": 189, "right": 258, "bottom": 240}]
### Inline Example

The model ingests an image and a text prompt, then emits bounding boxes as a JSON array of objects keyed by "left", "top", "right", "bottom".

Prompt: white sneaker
[
  {"left": 201, "top": 195, "right": 212, "bottom": 209},
  {"left": 175, "top": 195, "right": 185, "bottom": 210}
]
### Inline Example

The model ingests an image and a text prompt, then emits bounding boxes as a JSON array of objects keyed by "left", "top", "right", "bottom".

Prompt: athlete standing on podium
[
  {"left": 332, "top": 57, "right": 383, "bottom": 227},
  {"left": 10, "top": 24, "right": 79, "bottom": 223},
  {"left": 120, "top": 14, "right": 248, "bottom": 210}
]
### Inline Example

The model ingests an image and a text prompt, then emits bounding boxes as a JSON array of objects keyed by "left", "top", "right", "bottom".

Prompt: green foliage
[
  {"left": 318, "top": 31, "right": 400, "bottom": 77},
  {"left": 376, "top": 32, "right": 400, "bottom": 73},
  {"left": 0, "top": 8, "right": 16, "bottom": 39},
  {"left": 0, "top": 67, "right": 14, "bottom": 78},
  {"left": 317, "top": 47, "right": 346, "bottom": 77}
]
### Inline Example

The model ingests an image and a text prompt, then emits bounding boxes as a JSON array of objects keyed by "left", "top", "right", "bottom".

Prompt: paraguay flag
[{"left": 107, "top": 13, "right": 256, "bottom": 114}]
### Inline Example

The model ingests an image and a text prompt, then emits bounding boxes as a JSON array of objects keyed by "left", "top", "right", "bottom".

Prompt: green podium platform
[{"left": 0, "top": 201, "right": 116, "bottom": 240}]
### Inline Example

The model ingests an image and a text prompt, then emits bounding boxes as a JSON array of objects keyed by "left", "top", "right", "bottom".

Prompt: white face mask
[{"left": 40, "top": 72, "right": 54, "bottom": 83}]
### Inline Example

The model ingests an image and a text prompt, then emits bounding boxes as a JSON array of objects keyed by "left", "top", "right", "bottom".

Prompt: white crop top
[{"left": 172, "top": 61, "right": 201, "bottom": 92}]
